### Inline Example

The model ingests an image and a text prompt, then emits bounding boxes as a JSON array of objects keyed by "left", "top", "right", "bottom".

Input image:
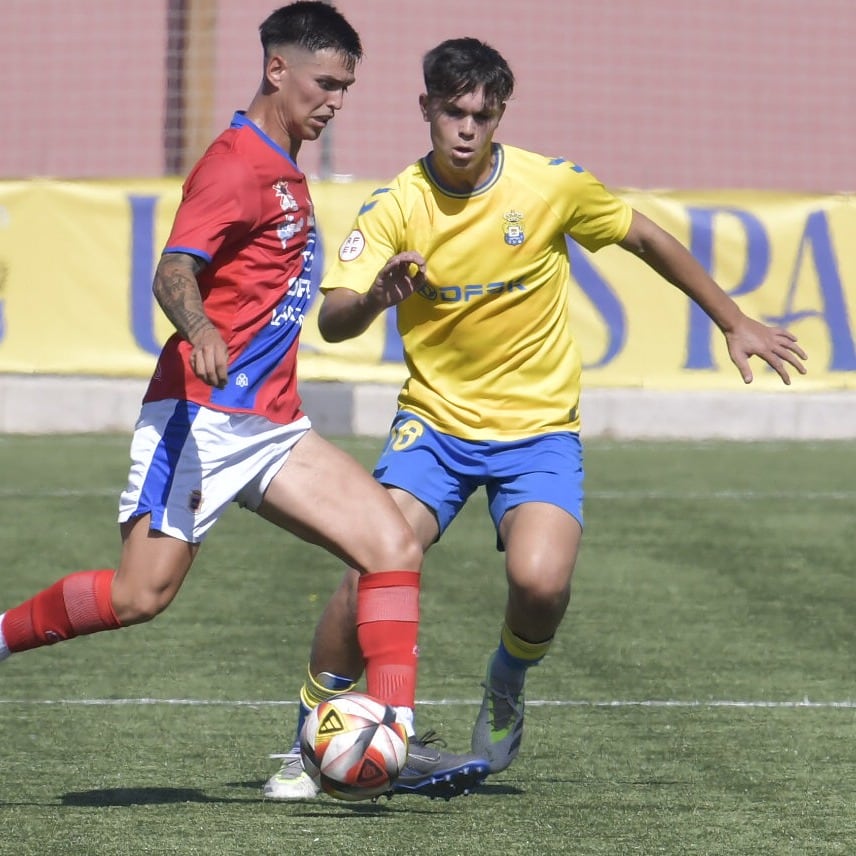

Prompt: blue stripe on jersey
[
  {"left": 210, "top": 227, "right": 317, "bottom": 410},
  {"left": 139, "top": 400, "right": 200, "bottom": 528},
  {"left": 359, "top": 187, "right": 390, "bottom": 215},
  {"left": 548, "top": 157, "right": 586, "bottom": 173},
  {"left": 230, "top": 111, "right": 299, "bottom": 171}
]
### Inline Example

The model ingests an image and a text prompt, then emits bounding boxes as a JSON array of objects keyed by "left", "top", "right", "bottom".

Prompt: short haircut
[
  {"left": 259, "top": 2, "right": 362, "bottom": 68},
  {"left": 423, "top": 38, "right": 515, "bottom": 105}
]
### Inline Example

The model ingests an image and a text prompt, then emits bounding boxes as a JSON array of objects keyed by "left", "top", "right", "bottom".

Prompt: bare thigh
[
  {"left": 256, "top": 429, "right": 422, "bottom": 573},
  {"left": 387, "top": 486, "right": 440, "bottom": 551},
  {"left": 112, "top": 514, "right": 199, "bottom": 624},
  {"left": 306, "top": 485, "right": 438, "bottom": 678}
]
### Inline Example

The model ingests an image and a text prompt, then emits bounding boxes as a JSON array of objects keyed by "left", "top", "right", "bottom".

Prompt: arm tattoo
[{"left": 153, "top": 253, "right": 214, "bottom": 342}]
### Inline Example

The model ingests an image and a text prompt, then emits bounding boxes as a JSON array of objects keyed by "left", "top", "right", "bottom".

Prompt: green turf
[{"left": 1, "top": 434, "right": 854, "bottom": 855}]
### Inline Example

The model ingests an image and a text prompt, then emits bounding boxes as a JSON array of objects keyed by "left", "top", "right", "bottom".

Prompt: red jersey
[{"left": 145, "top": 112, "right": 315, "bottom": 424}]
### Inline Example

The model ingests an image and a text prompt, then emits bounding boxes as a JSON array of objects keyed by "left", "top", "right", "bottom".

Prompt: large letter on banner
[
  {"left": 684, "top": 206, "right": 770, "bottom": 370},
  {"left": 764, "top": 209, "right": 856, "bottom": 371},
  {"left": 567, "top": 238, "right": 626, "bottom": 369},
  {"left": 129, "top": 194, "right": 161, "bottom": 356}
]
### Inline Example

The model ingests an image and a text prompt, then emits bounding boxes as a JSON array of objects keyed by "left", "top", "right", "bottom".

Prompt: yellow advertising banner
[{"left": 0, "top": 180, "right": 854, "bottom": 390}]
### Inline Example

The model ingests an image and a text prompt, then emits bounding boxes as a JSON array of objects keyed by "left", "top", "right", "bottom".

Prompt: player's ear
[
  {"left": 418, "top": 94, "right": 430, "bottom": 122},
  {"left": 265, "top": 52, "right": 288, "bottom": 89}
]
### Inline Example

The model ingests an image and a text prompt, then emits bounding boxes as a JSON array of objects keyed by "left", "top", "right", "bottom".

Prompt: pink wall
[
  {"left": 1, "top": 0, "right": 853, "bottom": 190},
  {"left": 0, "top": 0, "right": 167, "bottom": 178}
]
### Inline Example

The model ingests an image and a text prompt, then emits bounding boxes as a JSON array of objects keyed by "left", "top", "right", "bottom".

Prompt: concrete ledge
[
  {"left": 0, "top": 374, "right": 854, "bottom": 439},
  {"left": 0, "top": 375, "right": 149, "bottom": 434},
  {"left": 579, "top": 387, "right": 856, "bottom": 440}
]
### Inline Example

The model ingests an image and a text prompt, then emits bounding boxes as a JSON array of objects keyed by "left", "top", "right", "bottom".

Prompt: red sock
[
  {"left": 356, "top": 570, "right": 420, "bottom": 708},
  {"left": 2, "top": 569, "right": 121, "bottom": 653}
]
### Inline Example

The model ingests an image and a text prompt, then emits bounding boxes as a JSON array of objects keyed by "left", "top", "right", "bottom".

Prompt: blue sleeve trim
[{"left": 162, "top": 245, "right": 213, "bottom": 263}]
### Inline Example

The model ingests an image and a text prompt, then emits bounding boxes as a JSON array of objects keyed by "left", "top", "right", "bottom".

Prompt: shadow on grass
[
  {"left": 54, "top": 776, "right": 543, "bottom": 808},
  {"left": 473, "top": 782, "right": 526, "bottom": 796},
  {"left": 61, "top": 787, "right": 254, "bottom": 807},
  {"left": 233, "top": 778, "right": 526, "bottom": 799},
  {"left": 58, "top": 785, "right": 504, "bottom": 812}
]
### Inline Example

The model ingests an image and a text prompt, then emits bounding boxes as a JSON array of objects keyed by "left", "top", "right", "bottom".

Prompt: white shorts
[{"left": 118, "top": 399, "right": 311, "bottom": 543}]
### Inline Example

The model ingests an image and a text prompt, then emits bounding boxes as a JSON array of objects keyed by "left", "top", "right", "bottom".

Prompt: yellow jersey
[{"left": 321, "top": 143, "right": 632, "bottom": 440}]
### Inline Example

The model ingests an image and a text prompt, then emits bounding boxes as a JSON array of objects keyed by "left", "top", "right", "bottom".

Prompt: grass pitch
[{"left": 0, "top": 433, "right": 854, "bottom": 855}]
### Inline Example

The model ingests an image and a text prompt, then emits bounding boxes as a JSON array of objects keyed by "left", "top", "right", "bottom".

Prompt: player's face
[
  {"left": 272, "top": 46, "right": 356, "bottom": 143},
  {"left": 420, "top": 87, "right": 505, "bottom": 190}
]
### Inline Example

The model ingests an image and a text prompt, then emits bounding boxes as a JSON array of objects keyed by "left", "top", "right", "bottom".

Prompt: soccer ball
[{"left": 299, "top": 692, "right": 409, "bottom": 801}]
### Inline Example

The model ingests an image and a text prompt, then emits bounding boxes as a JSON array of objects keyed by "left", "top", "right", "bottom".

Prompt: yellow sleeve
[
  {"left": 320, "top": 184, "right": 407, "bottom": 295},
  {"left": 553, "top": 161, "right": 633, "bottom": 253}
]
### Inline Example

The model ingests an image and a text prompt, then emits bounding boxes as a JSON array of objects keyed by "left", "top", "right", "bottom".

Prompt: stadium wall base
[{"left": 0, "top": 375, "right": 853, "bottom": 440}]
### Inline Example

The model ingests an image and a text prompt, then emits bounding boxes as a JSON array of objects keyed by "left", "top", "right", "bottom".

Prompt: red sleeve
[{"left": 164, "top": 153, "right": 258, "bottom": 261}]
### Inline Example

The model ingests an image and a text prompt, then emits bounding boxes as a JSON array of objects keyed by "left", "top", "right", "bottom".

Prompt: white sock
[
  {"left": 0, "top": 613, "right": 10, "bottom": 662},
  {"left": 393, "top": 705, "right": 415, "bottom": 737}
]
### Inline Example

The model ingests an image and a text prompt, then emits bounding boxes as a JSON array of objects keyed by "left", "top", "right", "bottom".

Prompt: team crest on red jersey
[
  {"left": 272, "top": 180, "right": 305, "bottom": 248},
  {"left": 273, "top": 180, "right": 299, "bottom": 212}
]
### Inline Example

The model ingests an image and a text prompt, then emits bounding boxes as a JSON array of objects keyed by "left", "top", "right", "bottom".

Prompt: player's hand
[
  {"left": 724, "top": 316, "right": 807, "bottom": 385},
  {"left": 189, "top": 326, "right": 230, "bottom": 389},
  {"left": 367, "top": 251, "right": 427, "bottom": 308}
]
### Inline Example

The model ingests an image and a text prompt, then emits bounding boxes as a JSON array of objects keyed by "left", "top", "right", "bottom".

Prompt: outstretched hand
[
  {"left": 367, "top": 251, "right": 427, "bottom": 308},
  {"left": 725, "top": 316, "right": 807, "bottom": 385}
]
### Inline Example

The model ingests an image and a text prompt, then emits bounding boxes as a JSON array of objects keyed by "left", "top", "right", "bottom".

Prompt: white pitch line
[
  {"left": 588, "top": 490, "right": 856, "bottom": 501},
  {"left": 0, "top": 488, "right": 120, "bottom": 498},
  {"left": 0, "top": 697, "right": 853, "bottom": 709},
  {"left": 1, "top": 488, "right": 855, "bottom": 501}
]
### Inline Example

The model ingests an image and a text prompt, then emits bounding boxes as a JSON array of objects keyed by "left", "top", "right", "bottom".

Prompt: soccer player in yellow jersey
[{"left": 264, "top": 37, "right": 807, "bottom": 799}]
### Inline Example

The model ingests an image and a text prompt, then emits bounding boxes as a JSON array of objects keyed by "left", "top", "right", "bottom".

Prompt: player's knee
[
  {"left": 371, "top": 521, "right": 423, "bottom": 572},
  {"left": 509, "top": 573, "right": 571, "bottom": 615},
  {"left": 111, "top": 584, "right": 176, "bottom": 625}
]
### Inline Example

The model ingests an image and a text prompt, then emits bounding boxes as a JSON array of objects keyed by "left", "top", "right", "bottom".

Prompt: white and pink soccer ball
[{"left": 299, "top": 692, "right": 409, "bottom": 802}]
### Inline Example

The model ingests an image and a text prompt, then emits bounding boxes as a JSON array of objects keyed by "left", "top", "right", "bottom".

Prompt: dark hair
[
  {"left": 422, "top": 38, "right": 514, "bottom": 105},
  {"left": 260, "top": 2, "right": 362, "bottom": 67}
]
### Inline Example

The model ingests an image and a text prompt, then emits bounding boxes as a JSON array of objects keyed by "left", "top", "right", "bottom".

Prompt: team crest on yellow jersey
[{"left": 503, "top": 210, "right": 525, "bottom": 246}]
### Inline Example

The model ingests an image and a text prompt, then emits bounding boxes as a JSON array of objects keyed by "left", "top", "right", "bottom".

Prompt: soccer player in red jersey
[{"left": 0, "top": 2, "right": 487, "bottom": 799}]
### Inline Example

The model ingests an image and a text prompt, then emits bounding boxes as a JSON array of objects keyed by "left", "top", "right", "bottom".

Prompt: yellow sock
[
  {"left": 499, "top": 623, "right": 552, "bottom": 666},
  {"left": 300, "top": 668, "right": 356, "bottom": 708},
  {"left": 294, "top": 668, "right": 356, "bottom": 748}
]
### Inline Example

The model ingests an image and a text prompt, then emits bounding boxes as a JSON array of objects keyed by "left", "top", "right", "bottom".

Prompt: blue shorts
[{"left": 373, "top": 412, "right": 584, "bottom": 549}]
